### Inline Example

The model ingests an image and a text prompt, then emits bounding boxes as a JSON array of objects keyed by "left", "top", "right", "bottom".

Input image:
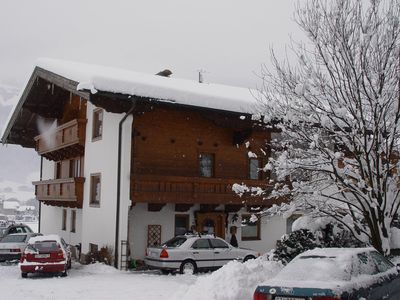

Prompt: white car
[
  {"left": 0, "top": 232, "right": 42, "bottom": 262},
  {"left": 145, "top": 234, "right": 259, "bottom": 274}
]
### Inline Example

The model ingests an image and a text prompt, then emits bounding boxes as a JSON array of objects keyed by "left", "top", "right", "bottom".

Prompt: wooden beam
[
  {"left": 225, "top": 204, "right": 242, "bottom": 213},
  {"left": 148, "top": 203, "right": 166, "bottom": 212},
  {"left": 175, "top": 203, "right": 194, "bottom": 212}
]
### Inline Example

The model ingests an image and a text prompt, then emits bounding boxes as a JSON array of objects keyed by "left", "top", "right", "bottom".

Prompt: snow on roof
[
  {"left": 36, "top": 58, "right": 258, "bottom": 114},
  {"left": 28, "top": 234, "right": 62, "bottom": 244}
]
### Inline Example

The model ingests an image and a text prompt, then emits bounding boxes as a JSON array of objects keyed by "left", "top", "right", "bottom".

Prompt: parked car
[
  {"left": 253, "top": 247, "right": 400, "bottom": 300},
  {"left": 0, "top": 233, "right": 42, "bottom": 262},
  {"left": 20, "top": 234, "right": 72, "bottom": 278},
  {"left": 145, "top": 234, "right": 259, "bottom": 274},
  {"left": 0, "top": 223, "right": 33, "bottom": 240}
]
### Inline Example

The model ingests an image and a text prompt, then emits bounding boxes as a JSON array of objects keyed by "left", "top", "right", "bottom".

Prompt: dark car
[
  {"left": 0, "top": 233, "right": 42, "bottom": 262},
  {"left": 253, "top": 248, "right": 400, "bottom": 300},
  {"left": 20, "top": 234, "right": 71, "bottom": 278},
  {"left": 0, "top": 224, "right": 33, "bottom": 240}
]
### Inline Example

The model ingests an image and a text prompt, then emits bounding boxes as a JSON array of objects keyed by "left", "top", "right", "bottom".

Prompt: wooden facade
[{"left": 130, "top": 106, "right": 273, "bottom": 207}]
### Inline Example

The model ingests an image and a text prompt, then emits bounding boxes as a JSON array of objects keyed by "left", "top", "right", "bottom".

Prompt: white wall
[
  {"left": 128, "top": 204, "right": 286, "bottom": 260},
  {"left": 233, "top": 212, "right": 286, "bottom": 254},
  {"left": 128, "top": 203, "right": 199, "bottom": 260},
  {"left": 80, "top": 102, "right": 132, "bottom": 268},
  {"left": 40, "top": 158, "right": 82, "bottom": 247}
]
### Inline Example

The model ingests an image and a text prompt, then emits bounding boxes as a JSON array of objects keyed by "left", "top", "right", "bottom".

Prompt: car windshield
[
  {"left": 31, "top": 241, "right": 59, "bottom": 252},
  {"left": 162, "top": 237, "right": 187, "bottom": 248},
  {"left": 1, "top": 234, "right": 27, "bottom": 243},
  {"left": 275, "top": 255, "right": 351, "bottom": 282}
]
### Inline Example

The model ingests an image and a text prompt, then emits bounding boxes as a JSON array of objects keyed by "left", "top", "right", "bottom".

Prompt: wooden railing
[
  {"left": 33, "top": 177, "right": 85, "bottom": 208},
  {"left": 34, "top": 119, "right": 86, "bottom": 161},
  {"left": 131, "top": 175, "right": 273, "bottom": 205}
]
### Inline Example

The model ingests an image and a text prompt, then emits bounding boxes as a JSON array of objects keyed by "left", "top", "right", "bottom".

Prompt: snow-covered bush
[
  {"left": 273, "top": 229, "right": 318, "bottom": 264},
  {"left": 84, "top": 246, "right": 114, "bottom": 266},
  {"left": 273, "top": 224, "right": 366, "bottom": 264}
]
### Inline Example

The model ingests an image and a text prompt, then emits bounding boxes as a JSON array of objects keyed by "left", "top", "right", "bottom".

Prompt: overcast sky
[{"left": 0, "top": 0, "right": 300, "bottom": 200}]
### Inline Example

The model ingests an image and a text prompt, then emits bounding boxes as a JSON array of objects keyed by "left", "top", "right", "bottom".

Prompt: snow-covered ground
[{"left": 0, "top": 257, "right": 282, "bottom": 300}]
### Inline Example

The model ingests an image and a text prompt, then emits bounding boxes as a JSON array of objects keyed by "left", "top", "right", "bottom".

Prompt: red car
[{"left": 19, "top": 234, "right": 71, "bottom": 278}]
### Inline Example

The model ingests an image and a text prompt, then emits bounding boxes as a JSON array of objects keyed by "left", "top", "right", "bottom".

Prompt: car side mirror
[{"left": 396, "top": 263, "right": 400, "bottom": 273}]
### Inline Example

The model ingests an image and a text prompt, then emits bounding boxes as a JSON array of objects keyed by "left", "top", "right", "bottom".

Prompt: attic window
[
  {"left": 92, "top": 108, "right": 103, "bottom": 141},
  {"left": 199, "top": 153, "right": 214, "bottom": 178}
]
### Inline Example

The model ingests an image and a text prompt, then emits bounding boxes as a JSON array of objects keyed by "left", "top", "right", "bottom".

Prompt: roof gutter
[{"left": 114, "top": 101, "right": 136, "bottom": 269}]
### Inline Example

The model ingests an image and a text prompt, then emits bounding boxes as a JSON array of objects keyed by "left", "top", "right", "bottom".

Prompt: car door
[
  {"left": 190, "top": 238, "right": 213, "bottom": 269},
  {"left": 209, "top": 238, "right": 234, "bottom": 268},
  {"left": 366, "top": 251, "right": 400, "bottom": 300}
]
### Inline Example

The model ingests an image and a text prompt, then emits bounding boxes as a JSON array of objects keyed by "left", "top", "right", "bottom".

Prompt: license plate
[
  {"left": 151, "top": 251, "right": 157, "bottom": 258},
  {"left": 275, "top": 297, "right": 305, "bottom": 300},
  {"left": 35, "top": 254, "right": 50, "bottom": 258}
]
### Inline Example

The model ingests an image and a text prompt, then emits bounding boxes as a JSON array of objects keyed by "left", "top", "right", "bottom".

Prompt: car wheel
[
  {"left": 21, "top": 272, "right": 27, "bottom": 278},
  {"left": 60, "top": 268, "right": 68, "bottom": 277},
  {"left": 243, "top": 255, "right": 256, "bottom": 262},
  {"left": 180, "top": 260, "right": 197, "bottom": 275}
]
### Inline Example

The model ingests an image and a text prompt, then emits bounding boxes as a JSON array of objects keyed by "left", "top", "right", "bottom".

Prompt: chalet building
[{"left": 1, "top": 59, "right": 287, "bottom": 268}]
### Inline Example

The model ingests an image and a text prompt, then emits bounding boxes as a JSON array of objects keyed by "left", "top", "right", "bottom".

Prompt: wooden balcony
[
  {"left": 34, "top": 119, "right": 86, "bottom": 161},
  {"left": 131, "top": 175, "right": 275, "bottom": 205},
  {"left": 33, "top": 177, "right": 85, "bottom": 208}
]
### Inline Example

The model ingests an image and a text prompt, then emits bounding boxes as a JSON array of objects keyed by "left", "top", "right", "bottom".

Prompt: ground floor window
[
  {"left": 70, "top": 210, "right": 76, "bottom": 233},
  {"left": 175, "top": 214, "right": 189, "bottom": 236},
  {"left": 62, "top": 209, "right": 67, "bottom": 231},
  {"left": 89, "top": 243, "right": 98, "bottom": 255},
  {"left": 90, "top": 173, "right": 101, "bottom": 206},
  {"left": 241, "top": 214, "right": 260, "bottom": 241}
]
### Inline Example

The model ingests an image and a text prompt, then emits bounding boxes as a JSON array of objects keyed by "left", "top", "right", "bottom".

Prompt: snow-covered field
[{"left": 0, "top": 257, "right": 282, "bottom": 300}]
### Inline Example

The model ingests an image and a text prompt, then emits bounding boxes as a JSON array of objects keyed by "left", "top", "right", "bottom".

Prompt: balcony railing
[
  {"left": 34, "top": 119, "right": 86, "bottom": 161},
  {"left": 33, "top": 177, "right": 85, "bottom": 208},
  {"left": 131, "top": 175, "right": 274, "bottom": 205}
]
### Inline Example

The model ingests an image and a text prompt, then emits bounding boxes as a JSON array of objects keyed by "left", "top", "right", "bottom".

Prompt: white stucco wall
[
  {"left": 80, "top": 103, "right": 132, "bottom": 268},
  {"left": 128, "top": 204, "right": 286, "bottom": 260},
  {"left": 234, "top": 212, "right": 286, "bottom": 254},
  {"left": 39, "top": 158, "right": 82, "bottom": 247},
  {"left": 128, "top": 203, "right": 199, "bottom": 260}
]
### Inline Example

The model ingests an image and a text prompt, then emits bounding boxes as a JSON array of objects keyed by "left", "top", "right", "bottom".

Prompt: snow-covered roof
[{"left": 36, "top": 58, "right": 258, "bottom": 114}]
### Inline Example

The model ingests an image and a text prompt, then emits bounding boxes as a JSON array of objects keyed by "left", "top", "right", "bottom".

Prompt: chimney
[{"left": 156, "top": 69, "right": 172, "bottom": 77}]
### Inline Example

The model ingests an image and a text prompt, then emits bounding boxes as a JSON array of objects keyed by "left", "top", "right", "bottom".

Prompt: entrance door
[{"left": 196, "top": 212, "right": 226, "bottom": 239}]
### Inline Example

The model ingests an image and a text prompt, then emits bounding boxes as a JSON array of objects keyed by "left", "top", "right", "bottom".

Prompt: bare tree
[{"left": 257, "top": 0, "right": 400, "bottom": 255}]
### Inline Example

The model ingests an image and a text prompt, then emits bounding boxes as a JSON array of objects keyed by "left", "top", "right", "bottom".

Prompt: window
[
  {"left": 191, "top": 239, "right": 211, "bottom": 249},
  {"left": 55, "top": 161, "right": 62, "bottom": 179},
  {"left": 370, "top": 251, "right": 394, "bottom": 273},
  {"left": 92, "top": 109, "right": 103, "bottom": 140},
  {"left": 71, "top": 210, "right": 76, "bottom": 233},
  {"left": 199, "top": 153, "right": 214, "bottom": 177},
  {"left": 241, "top": 214, "right": 260, "bottom": 241},
  {"left": 69, "top": 157, "right": 81, "bottom": 178},
  {"left": 249, "top": 158, "right": 261, "bottom": 180},
  {"left": 209, "top": 238, "right": 229, "bottom": 249},
  {"left": 62, "top": 209, "right": 67, "bottom": 231},
  {"left": 90, "top": 174, "right": 101, "bottom": 206},
  {"left": 175, "top": 215, "right": 189, "bottom": 236},
  {"left": 89, "top": 243, "right": 98, "bottom": 255}
]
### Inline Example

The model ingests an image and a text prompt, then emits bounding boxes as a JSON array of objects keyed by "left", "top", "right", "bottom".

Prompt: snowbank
[{"left": 174, "top": 257, "right": 282, "bottom": 300}]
